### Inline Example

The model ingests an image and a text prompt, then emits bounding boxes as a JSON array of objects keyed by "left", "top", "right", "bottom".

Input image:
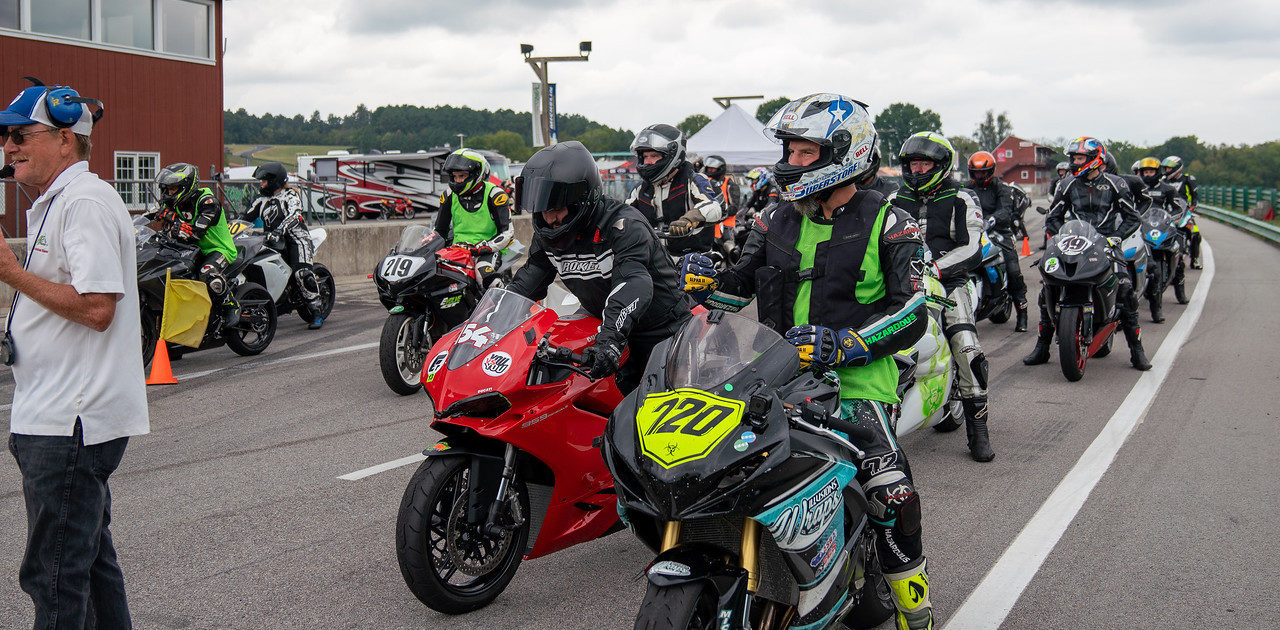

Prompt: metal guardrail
[{"left": 1197, "top": 204, "right": 1280, "bottom": 247}]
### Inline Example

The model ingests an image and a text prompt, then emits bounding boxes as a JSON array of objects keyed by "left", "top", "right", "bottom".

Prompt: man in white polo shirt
[{"left": 0, "top": 80, "right": 147, "bottom": 629}]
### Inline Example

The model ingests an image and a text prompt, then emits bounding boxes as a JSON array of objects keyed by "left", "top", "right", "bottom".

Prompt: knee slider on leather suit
[
  {"left": 199, "top": 253, "right": 230, "bottom": 300},
  {"left": 864, "top": 471, "right": 923, "bottom": 569}
]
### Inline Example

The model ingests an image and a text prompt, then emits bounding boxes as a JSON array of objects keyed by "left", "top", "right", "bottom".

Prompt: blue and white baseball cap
[{"left": 0, "top": 85, "right": 95, "bottom": 136}]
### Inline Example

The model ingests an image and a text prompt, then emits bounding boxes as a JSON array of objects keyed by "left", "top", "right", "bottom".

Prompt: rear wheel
[
  {"left": 987, "top": 297, "right": 1012, "bottom": 324},
  {"left": 344, "top": 201, "right": 360, "bottom": 220},
  {"left": 396, "top": 456, "right": 528, "bottom": 614},
  {"left": 380, "top": 312, "right": 427, "bottom": 395},
  {"left": 296, "top": 264, "right": 336, "bottom": 323},
  {"left": 1056, "top": 306, "right": 1087, "bottom": 382},
  {"left": 403, "top": 206, "right": 416, "bottom": 220},
  {"left": 225, "top": 282, "right": 277, "bottom": 356},
  {"left": 634, "top": 581, "right": 719, "bottom": 630}
]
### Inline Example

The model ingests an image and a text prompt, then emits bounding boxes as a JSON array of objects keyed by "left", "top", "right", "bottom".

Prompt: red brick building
[
  {"left": 993, "top": 135, "right": 1057, "bottom": 197},
  {"left": 1, "top": 0, "right": 224, "bottom": 236}
]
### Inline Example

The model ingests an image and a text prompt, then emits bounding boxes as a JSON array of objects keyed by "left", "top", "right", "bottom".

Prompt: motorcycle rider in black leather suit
[
  {"left": 967, "top": 150, "right": 1028, "bottom": 331},
  {"left": 681, "top": 93, "right": 935, "bottom": 629},
  {"left": 1135, "top": 157, "right": 1190, "bottom": 311},
  {"left": 1163, "top": 155, "right": 1201, "bottom": 269},
  {"left": 889, "top": 132, "right": 995, "bottom": 463},
  {"left": 508, "top": 141, "right": 694, "bottom": 395},
  {"left": 1025, "top": 138, "right": 1152, "bottom": 370},
  {"left": 625, "top": 124, "right": 723, "bottom": 257}
]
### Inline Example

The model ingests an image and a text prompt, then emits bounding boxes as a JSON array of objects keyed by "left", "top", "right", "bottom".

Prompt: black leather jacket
[{"left": 1045, "top": 172, "right": 1140, "bottom": 238}]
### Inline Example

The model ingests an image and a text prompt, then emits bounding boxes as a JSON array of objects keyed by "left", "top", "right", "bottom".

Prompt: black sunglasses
[{"left": 3, "top": 128, "right": 61, "bottom": 146}]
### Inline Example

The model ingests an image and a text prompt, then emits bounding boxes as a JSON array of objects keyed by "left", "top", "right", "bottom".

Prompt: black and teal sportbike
[{"left": 602, "top": 310, "right": 895, "bottom": 630}]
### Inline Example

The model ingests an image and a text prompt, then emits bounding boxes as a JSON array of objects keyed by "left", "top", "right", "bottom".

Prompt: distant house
[
  {"left": 992, "top": 135, "right": 1057, "bottom": 197},
  {"left": 1, "top": 0, "right": 224, "bottom": 236}
]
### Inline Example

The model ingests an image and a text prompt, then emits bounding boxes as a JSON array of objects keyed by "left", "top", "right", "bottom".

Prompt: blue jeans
[{"left": 9, "top": 421, "right": 132, "bottom": 630}]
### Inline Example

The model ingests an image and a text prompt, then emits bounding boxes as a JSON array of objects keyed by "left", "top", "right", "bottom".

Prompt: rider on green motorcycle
[{"left": 680, "top": 93, "right": 935, "bottom": 630}]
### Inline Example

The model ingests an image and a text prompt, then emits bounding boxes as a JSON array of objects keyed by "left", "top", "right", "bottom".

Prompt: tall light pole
[
  {"left": 457, "top": 133, "right": 465, "bottom": 148},
  {"left": 520, "top": 41, "right": 591, "bottom": 146}
]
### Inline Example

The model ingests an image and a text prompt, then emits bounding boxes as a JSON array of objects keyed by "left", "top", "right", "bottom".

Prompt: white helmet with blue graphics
[{"left": 764, "top": 93, "right": 878, "bottom": 202}]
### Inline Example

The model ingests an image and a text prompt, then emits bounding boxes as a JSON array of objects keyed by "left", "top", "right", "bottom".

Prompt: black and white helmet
[
  {"left": 764, "top": 93, "right": 877, "bottom": 202},
  {"left": 630, "top": 123, "right": 685, "bottom": 184}
]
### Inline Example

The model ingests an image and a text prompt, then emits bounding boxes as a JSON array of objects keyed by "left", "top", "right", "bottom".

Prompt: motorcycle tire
[
  {"left": 933, "top": 398, "right": 964, "bottom": 433},
  {"left": 634, "top": 581, "right": 719, "bottom": 630},
  {"left": 296, "top": 264, "right": 336, "bottom": 324},
  {"left": 380, "top": 312, "right": 426, "bottom": 395},
  {"left": 225, "top": 282, "right": 277, "bottom": 357},
  {"left": 987, "top": 298, "right": 1013, "bottom": 325},
  {"left": 140, "top": 310, "right": 160, "bottom": 370},
  {"left": 403, "top": 207, "right": 416, "bottom": 220},
  {"left": 1056, "top": 306, "right": 1087, "bottom": 382},
  {"left": 1148, "top": 264, "right": 1164, "bottom": 323},
  {"left": 396, "top": 456, "right": 528, "bottom": 615},
  {"left": 842, "top": 531, "right": 896, "bottom": 629}
]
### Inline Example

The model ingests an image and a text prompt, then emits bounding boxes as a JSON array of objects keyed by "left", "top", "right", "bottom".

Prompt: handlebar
[{"left": 535, "top": 336, "right": 592, "bottom": 379}]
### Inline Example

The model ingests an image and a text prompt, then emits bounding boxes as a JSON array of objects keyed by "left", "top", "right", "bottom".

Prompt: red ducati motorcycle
[{"left": 395, "top": 288, "right": 626, "bottom": 613}]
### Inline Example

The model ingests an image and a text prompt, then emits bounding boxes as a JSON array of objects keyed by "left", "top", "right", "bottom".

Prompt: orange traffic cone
[
  {"left": 1021, "top": 236, "right": 1031, "bottom": 257},
  {"left": 146, "top": 339, "right": 178, "bottom": 385}
]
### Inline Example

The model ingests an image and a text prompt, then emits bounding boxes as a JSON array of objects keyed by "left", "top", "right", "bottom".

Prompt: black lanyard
[{"left": 5, "top": 190, "right": 59, "bottom": 333}]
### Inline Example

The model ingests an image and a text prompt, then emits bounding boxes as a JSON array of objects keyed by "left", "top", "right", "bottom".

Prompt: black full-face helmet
[
  {"left": 516, "top": 141, "right": 602, "bottom": 253},
  {"left": 155, "top": 163, "right": 200, "bottom": 206},
  {"left": 630, "top": 124, "right": 686, "bottom": 184},
  {"left": 253, "top": 162, "right": 288, "bottom": 196}
]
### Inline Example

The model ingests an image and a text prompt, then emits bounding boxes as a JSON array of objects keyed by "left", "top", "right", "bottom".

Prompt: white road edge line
[
  {"left": 338, "top": 453, "right": 426, "bottom": 481},
  {"left": 944, "top": 240, "right": 1216, "bottom": 630},
  {"left": 175, "top": 341, "right": 379, "bottom": 381}
]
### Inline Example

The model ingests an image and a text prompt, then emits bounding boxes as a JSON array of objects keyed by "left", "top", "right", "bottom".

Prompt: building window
[
  {"left": 2, "top": 0, "right": 213, "bottom": 62},
  {"left": 1021, "top": 170, "right": 1029, "bottom": 179},
  {"left": 32, "top": 0, "right": 92, "bottom": 39},
  {"left": 161, "top": 0, "right": 209, "bottom": 58},
  {"left": 115, "top": 151, "right": 160, "bottom": 210},
  {"left": 0, "top": 0, "right": 18, "bottom": 30},
  {"left": 103, "top": 0, "right": 154, "bottom": 49},
  {"left": 1004, "top": 149, "right": 1014, "bottom": 158}
]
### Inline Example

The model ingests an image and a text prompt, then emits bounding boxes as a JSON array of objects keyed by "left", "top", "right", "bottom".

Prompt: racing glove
[
  {"left": 177, "top": 222, "right": 197, "bottom": 242},
  {"left": 668, "top": 218, "right": 694, "bottom": 237},
  {"left": 581, "top": 339, "right": 624, "bottom": 380},
  {"left": 680, "top": 253, "right": 719, "bottom": 303},
  {"left": 471, "top": 243, "right": 494, "bottom": 255},
  {"left": 785, "top": 325, "right": 873, "bottom": 369}
]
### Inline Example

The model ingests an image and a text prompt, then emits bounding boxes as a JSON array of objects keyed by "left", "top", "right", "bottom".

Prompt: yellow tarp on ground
[{"left": 160, "top": 269, "right": 211, "bottom": 348}]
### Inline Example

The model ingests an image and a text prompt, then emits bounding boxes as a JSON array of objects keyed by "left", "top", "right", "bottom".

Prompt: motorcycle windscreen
[
  {"left": 394, "top": 225, "right": 439, "bottom": 254},
  {"left": 666, "top": 310, "right": 799, "bottom": 391},
  {"left": 447, "top": 288, "right": 544, "bottom": 370}
]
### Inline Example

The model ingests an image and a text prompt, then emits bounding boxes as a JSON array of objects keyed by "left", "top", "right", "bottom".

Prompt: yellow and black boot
[{"left": 886, "top": 560, "right": 933, "bottom": 630}]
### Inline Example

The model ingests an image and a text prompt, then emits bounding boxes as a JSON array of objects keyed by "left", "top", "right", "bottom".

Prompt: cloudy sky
[{"left": 224, "top": 0, "right": 1280, "bottom": 146}]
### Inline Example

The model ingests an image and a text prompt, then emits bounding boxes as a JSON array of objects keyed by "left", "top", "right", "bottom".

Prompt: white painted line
[
  {"left": 338, "top": 453, "right": 426, "bottom": 481},
  {"left": 944, "top": 241, "right": 1215, "bottom": 630},
  {"left": 175, "top": 341, "right": 379, "bottom": 381}
]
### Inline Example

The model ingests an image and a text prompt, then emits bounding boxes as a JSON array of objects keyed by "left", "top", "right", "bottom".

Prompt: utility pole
[
  {"left": 520, "top": 41, "right": 591, "bottom": 146},
  {"left": 712, "top": 95, "right": 765, "bottom": 110}
]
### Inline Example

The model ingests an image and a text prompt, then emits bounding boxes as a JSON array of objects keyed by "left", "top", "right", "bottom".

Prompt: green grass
[{"left": 224, "top": 145, "right": 352, "bottom": 171}]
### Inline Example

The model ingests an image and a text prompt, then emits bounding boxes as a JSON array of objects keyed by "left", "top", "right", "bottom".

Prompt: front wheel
[
  {"left": 1056, "top": 305, "right": 1087, "bottom": 382},
  {"left": 225, "top": 282, "right": 277, "bottom": 356},
  {"left": 987, "top": 296, "right": 1012, "bottom": 324},
  {"left": 1147, "top": 262, "right": 1165, "bottom": 322},
  {"left": 396, "top": 456, "right": 528, "bottom": 614},
  {"left": 634, "top": 581, "right": 719, "bottom": 630},
  {"left": 380, "top": 312, "right": 428, "bottom": 395},
  {"left": 403, "top": 206, "right": 416, "bottom": 220}
]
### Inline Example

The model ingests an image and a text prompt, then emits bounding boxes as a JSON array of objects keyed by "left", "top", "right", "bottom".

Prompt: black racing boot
[
  {"left": 1189, "top": 258, "right": 1202, "bottom": 270},
  {"left": 1014, "top": 301, "right": 1028, "bottom": 332},
  {"left": 1023, "top": 325, "right": 1053, "bottom": 365},
  {"left": 963, "top": 397, "right": 994, "bottom": 462},
  {"left": 1174, "top": 282, "right": 1189, "bottom": 304},
  {"left": 1150, "top": 299, "right": 1164, "bottom": 324},
  {"left": 1124, "top": 326, "right": 1152, "bottom": 371}
]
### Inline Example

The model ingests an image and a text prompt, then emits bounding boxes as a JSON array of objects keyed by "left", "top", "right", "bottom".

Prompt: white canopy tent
[{"left": 687, "top": 103, "right": 782, "bottom": 168}]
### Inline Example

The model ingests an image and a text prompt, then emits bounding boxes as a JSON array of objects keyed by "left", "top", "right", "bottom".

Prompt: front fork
[{"left": 483, "top": 443, "right": 520, "bottom": 536}]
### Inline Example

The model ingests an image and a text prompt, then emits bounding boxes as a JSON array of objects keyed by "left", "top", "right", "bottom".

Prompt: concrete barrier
[{"left": 0, "top": 215, "right": 537, "bottom": 309}]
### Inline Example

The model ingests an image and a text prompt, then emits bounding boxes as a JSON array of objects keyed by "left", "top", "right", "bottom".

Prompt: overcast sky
[{"left": 224, "top": 0, "right": 1280, "bottom": 147}]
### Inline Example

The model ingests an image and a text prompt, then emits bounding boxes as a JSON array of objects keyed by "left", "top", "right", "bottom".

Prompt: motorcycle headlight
[{"left": 437, "top": 392, "right": 511, "bottom": 419}]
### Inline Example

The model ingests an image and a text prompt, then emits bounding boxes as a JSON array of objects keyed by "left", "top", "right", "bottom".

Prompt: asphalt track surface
[{"left": 2, "top": 214, "right": 1278, "bottom": 629}]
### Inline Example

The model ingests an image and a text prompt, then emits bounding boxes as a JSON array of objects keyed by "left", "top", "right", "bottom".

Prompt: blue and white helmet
[{"left": 764, "top": 93, "right": 878, "bottom": 202}]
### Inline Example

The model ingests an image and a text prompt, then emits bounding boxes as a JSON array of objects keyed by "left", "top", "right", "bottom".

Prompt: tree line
[
  {"left": 227, "top": 101, "right": 1278, "bottom": 188},
  {"left": 224, "top": 104, "right": 634, "bottom": 162}
]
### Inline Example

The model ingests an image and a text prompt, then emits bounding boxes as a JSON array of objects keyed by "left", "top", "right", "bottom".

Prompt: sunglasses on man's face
[{"left": 3, "top": 128, "right": 61, "bottom": 146}]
